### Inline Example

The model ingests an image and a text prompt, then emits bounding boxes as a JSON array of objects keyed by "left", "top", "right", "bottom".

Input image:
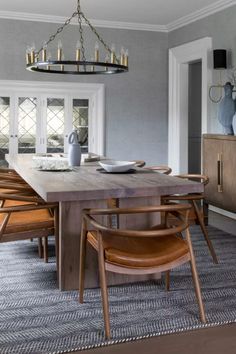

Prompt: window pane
[
  {"left": 73, "top": 99, "right": 88, "bottom": 153},
  {"left": 0, "top": 97, "right": 10, "bottom": 166},
  {"left": 47, "top": 98, "right": 65, "bottom": 153},
  {"left": 18, "top": 97, "right": 37, "bottom": 154}
]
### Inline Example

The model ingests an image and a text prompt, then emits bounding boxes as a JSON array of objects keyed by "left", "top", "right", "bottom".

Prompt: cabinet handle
[{"left": 217, "top": 153, "right": 223, "bottom": 193}]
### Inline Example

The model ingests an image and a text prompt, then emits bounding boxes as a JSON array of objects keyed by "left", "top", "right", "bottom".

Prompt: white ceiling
[{"left": 0, "top": 0, "right": 235, "bottom": 30}]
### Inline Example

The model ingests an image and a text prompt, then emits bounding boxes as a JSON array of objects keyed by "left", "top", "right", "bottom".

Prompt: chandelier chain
[
  {"left": 81, "top": 13, "right": 118, "bottom": 63},
  {"left": 36, "top": 12, "right": 78, "bottom": 56}
]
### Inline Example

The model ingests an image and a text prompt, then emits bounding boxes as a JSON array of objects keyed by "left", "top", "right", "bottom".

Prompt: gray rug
[{"left": 1, "top": 226, "right": 236, "bottom": 354}]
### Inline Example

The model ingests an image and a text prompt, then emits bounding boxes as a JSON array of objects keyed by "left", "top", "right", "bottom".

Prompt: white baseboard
[{"left": 209, "top": 205, "right": 236, "bottom": 220}]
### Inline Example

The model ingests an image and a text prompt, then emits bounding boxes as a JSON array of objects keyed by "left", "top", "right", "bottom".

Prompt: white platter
[{"left": 99, "top": 160, "right": 136, "bottom": 173}]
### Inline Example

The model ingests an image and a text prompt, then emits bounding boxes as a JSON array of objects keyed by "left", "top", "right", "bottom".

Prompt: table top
[{"left": 6, "top": 154, "right": 204, "bottom": 202}]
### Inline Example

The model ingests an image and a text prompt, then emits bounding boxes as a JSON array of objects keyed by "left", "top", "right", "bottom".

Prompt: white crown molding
[
  {"left": 167, "top": 0, "right": 236, "bottom": 31},
  {"left": 0, "top": 0, "right": 235, "bottom": 33},
  {"left": 0, "top": 10, "right": 167, "bottom": 32}
]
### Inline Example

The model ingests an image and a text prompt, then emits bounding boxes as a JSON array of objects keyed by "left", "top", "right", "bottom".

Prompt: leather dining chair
[
  {"left": 0, "top": 170, "right": 58, "bottom": 264},
  {"left": 144, "top": 165, "right": 172, "bottom": 175},
  {"left": 0, "top": 192, "right": 59, "bottom": 268},
  {"left": 163, "top": 174, "right": 218, "bottom": 264},
  {"left": 79, "top": 204, "right": 206, "bottom": 339}
]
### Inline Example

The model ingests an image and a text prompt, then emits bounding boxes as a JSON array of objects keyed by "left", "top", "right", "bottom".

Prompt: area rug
[{"left": 1, "top": 226, "right": 236, "bottom": 354}]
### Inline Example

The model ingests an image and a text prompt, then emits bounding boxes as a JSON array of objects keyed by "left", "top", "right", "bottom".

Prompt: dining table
[{"left": 6, "top": 154, "right": 204, "bottom": 291}]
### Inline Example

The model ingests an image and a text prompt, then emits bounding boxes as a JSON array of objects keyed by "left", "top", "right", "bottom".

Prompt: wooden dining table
[{"left": 6, "top": 154, "right": 203, "bottom": 291}]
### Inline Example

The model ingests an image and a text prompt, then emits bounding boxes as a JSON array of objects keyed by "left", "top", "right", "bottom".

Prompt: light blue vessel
[{"left": 218, "top": 82, "right": 235, "bottom": 135}]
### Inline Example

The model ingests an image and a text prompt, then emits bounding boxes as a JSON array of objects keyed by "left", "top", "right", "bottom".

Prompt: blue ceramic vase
[{"left": 218, "top": 82, "right": 235, "bottom": 135}]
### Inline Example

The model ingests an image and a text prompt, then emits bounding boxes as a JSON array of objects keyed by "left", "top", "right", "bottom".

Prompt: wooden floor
[{"left": 68, "top": 211, "right": 236, "bottom": 354}]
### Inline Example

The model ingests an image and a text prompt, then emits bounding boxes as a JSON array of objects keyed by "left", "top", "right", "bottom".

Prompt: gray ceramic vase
[
  {"left": 218, "top": 82, "right": 235, "bottom": 135},
  {"left": 68, "top": 130, "right": 81, "bottom": 166}
]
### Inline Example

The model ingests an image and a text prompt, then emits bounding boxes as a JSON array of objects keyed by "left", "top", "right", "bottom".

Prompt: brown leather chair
[
  {"left": 0, "top": 192, "right": 59, "bottom": 265},
  {"left": 144, "top": 165, "right": 172, "bottom": 175},
  {"left": 0, "top": 170, "right": 55, "bottom": 261},
  {"left": 79, "top": 204, "right": 206, "bottom": 339},
  {"left": 163, "top": 174, "right": 218, "bottom": 264}
]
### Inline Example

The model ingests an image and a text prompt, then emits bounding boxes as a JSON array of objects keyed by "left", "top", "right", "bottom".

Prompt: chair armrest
[
  {"left": 0, "top": 202, "right": 58, "bottom": 213},
  {"left": 83, "top": 203, "right": 191, "bottom": 216},
  {"left": 0, "top": 193, "right": 44, "bottom": 204}
]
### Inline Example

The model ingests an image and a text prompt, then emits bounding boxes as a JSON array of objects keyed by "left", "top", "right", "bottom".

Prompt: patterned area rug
[{"left": 1, "top": 226, "right": 236, "bottom": 354}]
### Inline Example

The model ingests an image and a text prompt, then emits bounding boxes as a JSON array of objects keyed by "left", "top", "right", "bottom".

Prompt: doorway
[
  {"left": 168, "top": 37, "right": 213, "bottom": 174},
  {"left": 188, "top": 61, "right": 202, "bottom": 174}
]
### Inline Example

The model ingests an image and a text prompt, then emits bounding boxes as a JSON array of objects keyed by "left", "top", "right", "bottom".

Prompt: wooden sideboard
[{"left": 203, "top": 134, "right": 236, "bottom": 213}]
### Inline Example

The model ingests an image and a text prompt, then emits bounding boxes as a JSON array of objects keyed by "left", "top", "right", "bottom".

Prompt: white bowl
[{"left": 99, "top": 160, "right": 136, "bottom": 173}]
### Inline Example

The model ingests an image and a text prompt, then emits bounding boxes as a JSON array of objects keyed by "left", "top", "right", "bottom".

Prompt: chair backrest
[
  {"left": 145, "top": 165, "right": 172, "bottom": 175},
  {"left": 0, "top": 192, "right": 57, "bottom": 242},
  {"left": 175, "top": 174, "right": 209, "bottom": 186},
  {"left": 82, "top": 204, "right": 191, "bottom": 239},
  {"left": 132, "top": 160, "right": 146, "bottom": 168}
]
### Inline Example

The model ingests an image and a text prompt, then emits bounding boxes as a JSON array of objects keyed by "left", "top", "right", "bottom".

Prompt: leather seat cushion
[
  {"left": 87, "top": 230, "right": 189, "bottom": 268},
  {"left": 0, "top": 205, "right": 54, "bottom": 234}
]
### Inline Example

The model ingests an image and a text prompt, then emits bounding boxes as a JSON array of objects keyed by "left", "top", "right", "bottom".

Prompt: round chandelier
[{"left": 26, "top": 0, "right": 129, "bottom": 75}]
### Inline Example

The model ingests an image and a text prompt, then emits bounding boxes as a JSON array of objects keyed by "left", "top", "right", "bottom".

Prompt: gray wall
[
  {"left": 168, "top": 5, "right": 236, "bottom": 134},
  {"left": 0, "top": 19, "right": 168, "bottom": 164}
]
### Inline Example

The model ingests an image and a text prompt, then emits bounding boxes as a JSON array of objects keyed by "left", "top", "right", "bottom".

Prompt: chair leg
[
  {"left": 165, "top": 271, "right": 170, "bottom": 291},
  {"left": 79, "top": 219, "right": 87, "bottom": 304},
  {"left": 192, "top": 200, "right": 218, "bottom": 264},
  {"left": 186, "top": 227, "right": 206, "bottom": 323},
  {"left": 38, "top": 238, "right": 43, "bottom": 258},
  {"left": 98, "top": 235, "right": 111, "bottom": 339},
  {"left": 43, "top": 237, "right": 48, "bottom": 263}
]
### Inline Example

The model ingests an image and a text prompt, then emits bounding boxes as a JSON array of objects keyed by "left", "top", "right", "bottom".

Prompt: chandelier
[{"left": 26, "top": 0, "right": 129, "bottom": 75}]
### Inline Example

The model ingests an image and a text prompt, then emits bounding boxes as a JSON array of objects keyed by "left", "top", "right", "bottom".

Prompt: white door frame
[
  {"left": 0, "top": 80, "right": 105, "bottom": 156},
  {"left": 168, "top": 37, "right": 213, "bottom": 174}
]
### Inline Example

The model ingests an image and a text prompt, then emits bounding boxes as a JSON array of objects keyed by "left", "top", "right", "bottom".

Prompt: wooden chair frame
[
  {"left": 163, "top": 174, "right": 218, "bottom": 264},
  {"left": 145, "top": 165, "right": 172, "bottom": 175},
  {"left": 79, "top": 204, "right": 206, "bottom": 339},
  {"left": 0, "top": 193, "right": 59, "bottom": 266}
]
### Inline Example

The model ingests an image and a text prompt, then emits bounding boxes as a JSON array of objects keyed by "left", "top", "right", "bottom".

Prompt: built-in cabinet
[
  {"left": 203, "top": 134, "right": 236, "bottom": 213},
  {"left": 0, "top": 81, "right": 105, "bottom": 166}
]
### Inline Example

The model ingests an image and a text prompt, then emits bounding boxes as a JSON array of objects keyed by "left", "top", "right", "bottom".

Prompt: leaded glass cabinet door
[
  {"left": 72, "top": 99, "right": 89, "bottom": 153},
  {"left": 46, "top": 98, "right": 65, "bottom": 153},
  {"left": 0, "top": 97, "right": 10, "bottom": 166},
  {"left": 17, "top": 97, "right": 37, "bottom": 154}
]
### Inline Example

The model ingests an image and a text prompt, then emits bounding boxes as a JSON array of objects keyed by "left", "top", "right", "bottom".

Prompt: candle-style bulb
[
  {"left": 57, "top": 40, "right": 63, "bottom": 60},
  {"left": 47, "top": 52, "right": 52, "bottom": 70},
  {"left": 58, "top": 40, "right": 63, "bottom": 49},
  {"left": 42, "top": 41, "right": 47, "bottom": 62},
  {"left": 124, "top": 49, "right": 129, "bottom": 67},
  {"left": 76, "top": 41, "right": 81, "bottom": 49},
  {"left": 90, "top": 57, "right": 95, "bottom": 71},
  {"left": 111, "top": 43, "right": 116, "bottom": 64},
  {"left": 61, "top": 54, "right": 65, "bottom": 71},
  {"left": 76, "top": 41, "right": 81, "bottom": 61},
  {"left": 30, "top": 42, "right": 36, "bottom": 63},
  {"left": 95, "top": 42, "right": 99, "bottom": 62},
  {"left": 120, "top": 46, "right": 125, "bottom": 65},
  {"left": 26, "top": 46, "right": 31, "bottom": 65}
]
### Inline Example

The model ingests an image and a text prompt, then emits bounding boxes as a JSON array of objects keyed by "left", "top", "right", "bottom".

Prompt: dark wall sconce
[
  {"left": 209, "top": 49, "right": 230, "bottom": 103},
  {"left": 213, "top": 49, "right": 227, "bottom": 70}
]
